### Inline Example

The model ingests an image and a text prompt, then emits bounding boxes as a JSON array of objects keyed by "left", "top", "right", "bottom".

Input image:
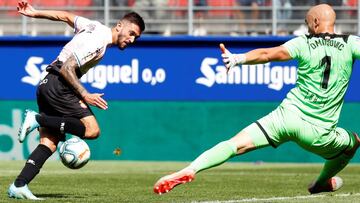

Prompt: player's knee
[
  {"left": 228, "top": 131, "right": 256, "bottom": 154},
  {"left": 39, "top": 128, "right": 60, "bottom": 152},
  {"left": 81, "top": 116, "right": 100, "bottom": 139},
  {"left": 39, "top": 139, "right": 58, "bottom": 152},
  {"left": 85, "top": 127, "right": 100, "bottom": 139}
]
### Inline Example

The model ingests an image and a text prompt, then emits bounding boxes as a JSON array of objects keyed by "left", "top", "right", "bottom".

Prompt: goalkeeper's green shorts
[{"left": 244, "top": 105, "right": 356, "bottom": 159}]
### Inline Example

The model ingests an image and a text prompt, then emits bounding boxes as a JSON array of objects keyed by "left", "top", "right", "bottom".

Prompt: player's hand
[
  {"left": 17, "top": 0, "right": 37, "bottom": 18},
  {"left": 83, "top": 93, "right": 108, "bottom": 110},
  {"left": 220, "top": 43, "right": 246, "bottom": 72}
]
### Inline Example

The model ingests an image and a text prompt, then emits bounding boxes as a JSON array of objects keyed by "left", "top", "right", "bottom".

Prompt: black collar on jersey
[{"left": 306, "top": 33, "right": 349, "bottom": 42}]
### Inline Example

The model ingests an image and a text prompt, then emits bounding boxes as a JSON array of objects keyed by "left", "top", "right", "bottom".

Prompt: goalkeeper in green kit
[{"left": 154, "top": 4, "right": 360, "bottom": 195}]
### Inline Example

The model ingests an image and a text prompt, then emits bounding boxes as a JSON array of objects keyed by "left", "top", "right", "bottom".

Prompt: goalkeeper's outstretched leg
[{"left": 153, "top": 130, "right": 259, "bottom": 194}]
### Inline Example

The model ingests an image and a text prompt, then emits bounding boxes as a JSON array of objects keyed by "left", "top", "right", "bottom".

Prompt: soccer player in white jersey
[
  {"left": 8, "top": 1, "right": 145, "bottom": 200},
  {"left": 154, "top": 4, "right": 360, "bottom": 195}
]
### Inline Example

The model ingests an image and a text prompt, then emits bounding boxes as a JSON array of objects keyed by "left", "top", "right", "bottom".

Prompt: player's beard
[{"left": 117, "top": 35, "right": 126, "bottom": 50}]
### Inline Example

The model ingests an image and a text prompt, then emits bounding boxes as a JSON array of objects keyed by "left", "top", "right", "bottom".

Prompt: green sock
[
  {"left": 188, "top": 141, "right": 237, "bottom": 173},
  {"left": 316, "top": 153, "right": 352, "bottom": 184}
]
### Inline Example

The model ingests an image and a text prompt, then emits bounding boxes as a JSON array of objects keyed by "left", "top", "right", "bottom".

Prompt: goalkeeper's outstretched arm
[
  {"left": 221, "top": 44, "right": 292, "bottom": 70},
  {"left": 17, "top": 0, "right": 76, "bottom": 28},
  {"left": 244, "top": 46, "right": 292, "bottom": 64}
]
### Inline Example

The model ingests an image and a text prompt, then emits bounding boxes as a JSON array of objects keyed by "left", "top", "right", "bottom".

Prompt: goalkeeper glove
[{"left": 221, "top": 47, "right": 246, "bottom": 71}]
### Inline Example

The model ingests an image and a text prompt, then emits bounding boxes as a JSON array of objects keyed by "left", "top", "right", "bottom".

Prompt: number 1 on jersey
[{"left": 320, "top": 56, "right": 331, "bottom": 89}]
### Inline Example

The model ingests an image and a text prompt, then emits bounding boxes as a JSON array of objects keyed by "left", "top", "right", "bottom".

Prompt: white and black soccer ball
[{"left": 59, "top": 137, "right": 91, "bottom": 169}]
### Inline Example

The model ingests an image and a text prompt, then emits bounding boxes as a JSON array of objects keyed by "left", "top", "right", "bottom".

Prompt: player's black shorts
[{"left": 36, "top": 61, "right": 94, "bottom": 119}]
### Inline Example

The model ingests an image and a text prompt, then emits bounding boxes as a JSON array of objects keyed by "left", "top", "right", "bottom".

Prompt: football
[{"left": 59, "top": 137, "right": 91, "bottom": 169}]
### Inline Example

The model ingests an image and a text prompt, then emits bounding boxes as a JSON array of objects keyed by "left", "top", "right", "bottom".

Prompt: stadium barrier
[{"left": 1, "top": 36, "right": 360, "bottom": 162}]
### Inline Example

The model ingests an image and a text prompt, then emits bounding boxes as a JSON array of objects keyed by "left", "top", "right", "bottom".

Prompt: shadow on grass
[{"left": 36, "top": 193, "right": 85, "bottom": 199}]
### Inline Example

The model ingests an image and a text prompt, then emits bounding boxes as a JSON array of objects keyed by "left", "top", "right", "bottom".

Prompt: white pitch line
[{"left": 193, "top": 192, "right": 360, "bottom": 203}]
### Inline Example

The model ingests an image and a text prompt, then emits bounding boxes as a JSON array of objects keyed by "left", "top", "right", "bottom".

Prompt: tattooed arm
[
  {"left": 59, "top": 55, "right": 88, "bottom": 97},
  {"left": 59, "top": 55, "right": 108, "bottom": 110}
]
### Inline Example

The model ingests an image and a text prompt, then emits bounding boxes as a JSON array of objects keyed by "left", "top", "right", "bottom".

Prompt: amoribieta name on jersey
[{"left": 309, "top": 39, "right": 344, "bottom": 51}]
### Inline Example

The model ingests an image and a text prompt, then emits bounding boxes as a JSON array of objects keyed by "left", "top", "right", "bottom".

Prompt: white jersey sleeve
[{"left": 74, "top": 16, "right": 93, "bottom": 34}]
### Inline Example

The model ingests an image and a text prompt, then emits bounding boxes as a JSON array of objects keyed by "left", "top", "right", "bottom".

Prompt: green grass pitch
[{"left": 1, "top": 161, "right": 360, "bottom": 202}]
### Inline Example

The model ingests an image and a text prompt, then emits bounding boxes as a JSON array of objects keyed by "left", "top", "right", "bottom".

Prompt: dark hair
[{"left": 122, "top": 12, "right": 145, "bottom": 32}]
